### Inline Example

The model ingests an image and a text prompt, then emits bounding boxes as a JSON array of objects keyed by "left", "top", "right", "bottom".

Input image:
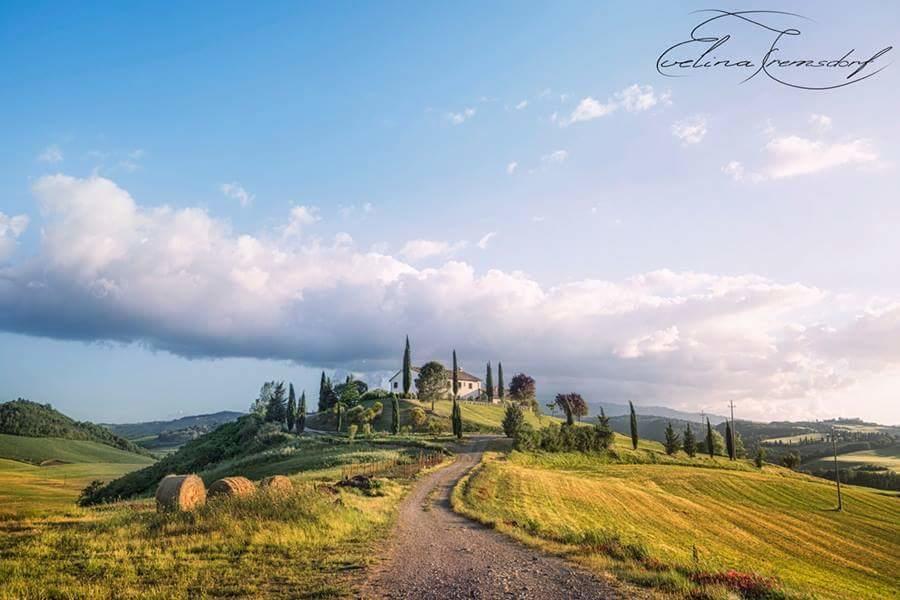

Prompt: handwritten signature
[{"left": 656, "top": 10, "right": 892, "bottom": 90}]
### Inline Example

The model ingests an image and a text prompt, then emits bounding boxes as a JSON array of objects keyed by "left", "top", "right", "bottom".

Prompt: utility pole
[
  {"left": 728, "top": 400, "right": 736, "bottom": 460},
  {"left": 832, "top": 426, "right": 843, "bottom": 511}
]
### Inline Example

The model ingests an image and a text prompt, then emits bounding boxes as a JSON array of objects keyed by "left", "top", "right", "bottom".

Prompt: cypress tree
[
  {"left": 318, "top": 371, "right": 327, "bottom": 412},
  {"left": 266, "top": 382, "right": 287, "bottom": 424},
  {"left": 497, "top": 362, "right": 504, "bottom": 400},
  {"left": 452, "top": 350, "right": 459, "bottom": 398},
  {"left": 706, "top": 418, "right": 715, "bottom": 458},
  {"left": 598, "top": 406, "right": 610, "bottom": 427},
  {"left": 683, "top": 424, "right": 696, "bottom": 457},
  {"left": 336, "top": 403, "right": 343, "bottom": 433},
  {"left": 286, "top": 383, "right": 297, "bottom": 432},
  {"left": 486, "top": 362, "right": 494, "bottom": 402},
  {"left": 452, "top": 398, "right": 463, "bottom": 439},
  {"left": 629, "top": 401, "right": 638, "bottom": 450},
  {"left": 664, "top": 421, "right": 680, "bottom": 455},
  {"left": 391, "top": 395, "right": 401, "bottom": 434},
  {"left": 297, "top": 391, "right": 306, "bottom": 433},
  {"left": 402, "top": 336, "right": 412, "bottom": 396},
  {"left": 725, "top": 421, "right": 735, "bottom": 460}
]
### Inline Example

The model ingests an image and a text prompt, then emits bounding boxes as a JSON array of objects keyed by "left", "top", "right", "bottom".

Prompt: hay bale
[
  {"left": 208, "top": 476, "right": 256, "bottom": 499},
  {"left": 155, "top": 474, "right": 206, "bottom": 512},
  {"left": 259, "top": 475, "right": 293, "bottom": 494}
]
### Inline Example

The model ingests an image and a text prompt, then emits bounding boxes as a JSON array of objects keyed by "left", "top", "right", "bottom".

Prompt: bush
[
  {"left": 781, "top": 452, "right": 800, "bottom": 469},
  {"left": 513, "top": 422, "right": 613, "bottom": 453},
  {"left": 409, "top": 407, "right": 427, "bottom": 431},
  {"left": 348, "top": 424, "right": 358, "bottom": 441},
  {"left": 502, "top": 403, "right": 525, "bottom": 438}
]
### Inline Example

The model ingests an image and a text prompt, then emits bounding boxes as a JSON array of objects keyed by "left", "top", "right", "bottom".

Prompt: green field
[
  {"left": 454, "top": 449, "right": 900, "bottom": 599},
  {"left": 762, "top": 432, "right": 825, "bottom": 444},
  {"left": 0, "top": 433, "right": 156, "bottom": 465},
  {"left": 804, "top": 444, "right": 900, "bottom": 473}
]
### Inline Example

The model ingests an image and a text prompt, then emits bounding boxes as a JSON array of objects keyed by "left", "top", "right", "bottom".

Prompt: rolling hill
[
  {"left": 0, "top": 433, "right": 156, "bottom": 465},
  {"left": 102, "top": 410, "right": 244, "bottom": 439},
  {"left": 0, "top": 399, "right": 151, "bottom": 457}
]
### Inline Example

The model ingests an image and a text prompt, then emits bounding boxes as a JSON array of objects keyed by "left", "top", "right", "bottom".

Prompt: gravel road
[{"left": 359, "top": 437, "right": 621, "bottom": 599}]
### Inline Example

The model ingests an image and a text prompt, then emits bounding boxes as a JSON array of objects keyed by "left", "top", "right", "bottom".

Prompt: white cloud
[
  {"left": 541, "top": 150, "right": 568, "bottom": 165},
  {"left": 4, "top": 174, "right": 900, "bottom": 421},
  {"left": 515, "top": 100, "right": 528, "bottom": 110},
  {"left": 363, "top": 202, "right": 375, "bottom": 214},
  {"left": 398, "top": 239, "right": 466, "bottom": 262},
  {"left": 38, "top": 145, "right": 63, "bottom": 163},
  {"left": 809, "top": 114, "right": 832, "bottom": 132},
  {"left": 764, "top": 136, "right": 877, "bottom": 179},
  {"left": 220, "top": 182, "right": 255, "bottom": 207},
  {"left": 722, "top": 161, "right": 746, "bottom": 182},
  {"left": 446, "top": 107, "right": 476, "bottom": 125},
  {"left": 0, "top": 212, "right": 30, "bottom": 261},
  {"left": 283, "top": 205, "right": 320, "bottom": 238},
  {"left": 506, "top": 161, "right": 518, "bottom": 175},
  {"left": 671, "top": 116, "right": 708, "bottom": 145},
  {"left": 477, "top": 232, "right": 497, "bottom": 249},
  {"left": 565, "top": 84, "right": 670, "bottom": 126}
]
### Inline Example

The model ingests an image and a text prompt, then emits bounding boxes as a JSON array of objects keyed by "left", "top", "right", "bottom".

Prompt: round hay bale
[
  {"left": 155, "top": 474, "right": 206, "bottom": 512},
  {"left": 259, "top": 475, "right": 293, "bottom": 494},
  {"left": 208, "top": 476, "right": 256, "bottom": 499}
]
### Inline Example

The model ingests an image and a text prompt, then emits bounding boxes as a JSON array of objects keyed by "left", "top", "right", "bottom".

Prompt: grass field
[
  {"left": 454, "top": 449, "right": 900, "bottom": 599},
  {"left": 762, "top": 432, "right": 825, "bottom": 444},
  {"left": 804, "top": 444, "right": 900, "bottom": 473},
  {"left": 0, "top": 433, "right": 156, "bottom": 465}
]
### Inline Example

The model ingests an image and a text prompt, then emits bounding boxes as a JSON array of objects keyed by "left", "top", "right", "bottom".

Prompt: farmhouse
[{"left": 387, "top": 365, "right": 485, "bottom": 400}]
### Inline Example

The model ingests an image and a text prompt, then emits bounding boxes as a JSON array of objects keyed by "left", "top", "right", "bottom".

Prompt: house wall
[{"left": 387, "top": 372, "right": 482, "bottom": 398}]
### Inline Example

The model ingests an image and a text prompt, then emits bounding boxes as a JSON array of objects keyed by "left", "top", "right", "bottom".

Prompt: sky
[{"left": 1, "top": 2, "right": 899, "bottom": 424}]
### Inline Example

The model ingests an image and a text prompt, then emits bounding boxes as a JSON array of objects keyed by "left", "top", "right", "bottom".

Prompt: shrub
[
  {"left": 409, "top": 407, "right": 427, "bottom": 431},
  {"left": 502, "top": 403, "right": 525, "bottom": 438},
  {"left": 755, "top": 447, "right": 767, "bottom": 468},
  {"left": 348, "top": 424, "right": 358, "bottom": 441},
  {"left": 513, "top": 422, "right": 613, "bottom": 453},
  {"left": 781, "top": 452, "right": 800, "bottom": 469}
]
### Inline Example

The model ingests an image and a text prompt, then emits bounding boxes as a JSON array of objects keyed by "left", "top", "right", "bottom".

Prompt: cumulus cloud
[
  {"left": 477, "top": 232, "right": 497, "bottom": 249},
  {"left": 398, "top": 239, "right": 466, "bottom": 262},
  {"left": 38, "top": 145, "right": 63, "bottom": 163},
  {"left": 541, "top": 150, "right": 568, "bottom": 165},
  {"left": 0, "top": 212, "right": 30, "bottom": 261},
  {"left": 2, "top": 174, "right": 899, "bottom": 420},
  {"left": 506, "top": 161, "right": 518, "bottom": 175},
  {"left": 565, "top": 84, "right": 670, "bottom": 126},
  {"left": 809, "top": 114, "right": 832, "bottom": 132},
  {"left": 446, "top": 107, "right": 476, "bottom": 125},
  {"left": 283, "top": 205, "right": 320, "bottom": 237},
  {"left": 515, "top": 100, "right": 528, "bottom": 110},
  {"left": 220, "top": 182, "right": 254, "bottom": 207},
  {"left": 672, "top": 116, "right": 708, "bottom": 145}
]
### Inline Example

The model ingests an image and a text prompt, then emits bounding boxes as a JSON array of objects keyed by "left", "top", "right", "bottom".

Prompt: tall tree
[
  {"left": 251, "top": 381, "right": 274, "bottom": 416},
  {"left": 683, "top": 424, "right": 696, "bottom": 457},
  {"left": 485, "top": 362, "right": 494, "bottom": 402},
  {"left": 266, "top": 381, "right": 287, "bottom": 424},
  {"left": 664, "top": 421, "right": 680, "bottom": 455},
  {"left": 286, "top": 383, "right": 297, "bottom": 432},
  {"left": 416, "top": 361, "right": 447, "bottom": 410},
  {"left": 391, "top": 395, "right": 401, "bottom": 435},
  {"left": 598, "top": 406, "right": 610, "bottom": 427},
  {"left": 554, "top": 393, "right": 587, "bottom": 426},
  {"left": 706, "top": 418, "right": 715, "bottom": 458},
  {"left": 725, "top": 421, "right": 735, "bottom": 460},
  {"left": 402, "top": 336, "right": 412, "bottom": 396},
  {"left": 452, "top": 350, "right": 459, "bottom": 399},
  {"left": 318, "top": 371, "right": 328, "bottom": 412},
  {"left": 452, "top": 398, "right": 463, "bottom": 439},
  {"left": 509, "top": 373, "right": 537, "bottom": 412},
  {"left": 497, "top": 362, "right": 505, "bottom": 401},
  {"left": 629, "top": 401, "right": 639, "bottom": 450},
  {"left": 297, "top": 391, "right": 306, "bottom": 433}
]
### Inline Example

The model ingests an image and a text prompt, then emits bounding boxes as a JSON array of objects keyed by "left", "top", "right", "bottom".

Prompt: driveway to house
[{"left": 359, "top": 436, "right": 621, "bottom": 599}]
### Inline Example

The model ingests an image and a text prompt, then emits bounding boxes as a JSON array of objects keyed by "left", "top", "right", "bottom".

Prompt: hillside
[
  {"left": 103, "top": 410, "right": 244, "bottom": 440},
  {"left": 454, "top": 448, "right": 900, "bottom": 600},
  {"left": 0, "top": 399, "right": 151, "bottom": 457},
  {"left": 0, "top": 433, "right": 156, "bottom": 466}
]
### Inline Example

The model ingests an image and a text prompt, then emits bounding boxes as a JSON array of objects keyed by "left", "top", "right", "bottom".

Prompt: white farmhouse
[{"left": 387, "top": 365, "right": 484, "bottom": 400}]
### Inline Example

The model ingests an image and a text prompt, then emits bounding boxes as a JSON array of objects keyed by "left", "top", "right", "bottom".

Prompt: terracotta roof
[{"left": 389, "top": 365, "right": 481, "bottom": 382}]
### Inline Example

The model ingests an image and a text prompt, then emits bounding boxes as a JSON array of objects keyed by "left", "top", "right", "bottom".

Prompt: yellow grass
[{"left": 454, "top": 450, "right": 900, "bottom": 599}]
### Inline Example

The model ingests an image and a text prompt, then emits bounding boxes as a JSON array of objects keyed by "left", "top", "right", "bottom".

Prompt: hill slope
[
  {"left": 455, "top": 449, "right": 899, "bottom": 599},
  {"left": 0, "top": 399, "right": 150, "bottom": 457},
  {"left": 102, "top": 410, "right": 244, "bottom": 440},
  {"left": 0, "top": 433, "right": 156, "bottom": 466}
]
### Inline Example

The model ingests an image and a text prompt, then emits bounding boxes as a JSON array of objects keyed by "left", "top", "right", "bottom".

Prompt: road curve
[{"left": 358, "top": 437, "right": 620, "bottom": 599}]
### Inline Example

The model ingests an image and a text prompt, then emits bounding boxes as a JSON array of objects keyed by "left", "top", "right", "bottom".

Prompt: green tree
[
  {"left": 629, "top": 401, "right": 639, "bottom": 450},
  {"left": 416, "top": 361, "right": 447, "bottom": 410},
  {"left": 391, "top": 395, "right": 401, "bottom": 435},
  {"left": 502, "top": 403, "right": 525, "bottom": 438},
  {"left": 497, "top": 362, "right": 504, "bottom": 401},
  {"left": 509, "top": 373, "right": 537, "bottom": 411},
  {"left": 682, "top": 424, "right": 696, "bottom": 457},
  {"left": 452, "top": 398, "right": 463, "bottom": 439},
  {"left": 725, "top": 421, "right": 735, "bottom": 460},
  {"left": 251, "top": 381, "right": 274, "bottom": 416},
  {"left": 402, "top": 335, "right": 412, "bottom": 396},
  {"left": 755, "top": 446, "right": 766, "bottom": 468},
  {"left": 452, "top": 350, "right": 459, "bottom": 398},
  {"left": 318, "top": 371, "right": 328, "bottom": 412},
  {"left": 734, "top": 431, "right": 746, "bottom": 458},
  {"left": 554, "top": 393, "right": 587, "bottom": 426},
  {"left": 286, "top": 384, "right": 297, "bottom": 432},
  {"left": 782, "top": 452, "right": 800, "bottom": 469},
  {"left": 598, "top": 406, "right": 610, "bottom": 427},
  {"left": 339, "top": 375, "right": 361, "bottom": 407},
  {"left": 335, "top": 402, "right": 345, "bottom": 433},
  {"left": 485, "top": 361, "right": 494, "bottom": 402},
  {"left": 297, "top": 391, "right": 306, "bottom": 433},
  {"left": 664, "top": 421, "right": 680, "bottom": 455},
  {"left": 265, "top": 382, "right": 287, "bottom": 424},
  {"left": 706, "top": 418, "right": 715, "bottom": 458}
]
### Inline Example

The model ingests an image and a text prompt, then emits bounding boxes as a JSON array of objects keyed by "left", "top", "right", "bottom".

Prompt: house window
[
  {"left": 393, "top": 381, "right": 398, "bottom": 389},
  {"left": 468, "top": 382, "right": 472, "bottom": 389}
]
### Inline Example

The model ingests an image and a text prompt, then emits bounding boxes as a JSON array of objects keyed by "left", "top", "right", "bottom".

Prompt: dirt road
[{"left": 359, "top": 438, "right": 620, "bottom": 599}]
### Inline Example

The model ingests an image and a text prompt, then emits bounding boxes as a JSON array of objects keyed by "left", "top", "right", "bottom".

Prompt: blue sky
[{"left": 1, "top": 3, "right": 899, "bottom": 423}]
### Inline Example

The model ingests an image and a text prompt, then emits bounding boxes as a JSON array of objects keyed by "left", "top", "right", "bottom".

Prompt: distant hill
[
  {"left": 582, "top": 401, "right": 728, "bottom": 425},
  {"left": 0, "top": 433, "right": 155, "bottom": 466},
  {"left": 0, "top": 399, "right": 152, "bottom": 458},
  {"left": 102, "top": 410, "right": 244, "bottom": 440}
]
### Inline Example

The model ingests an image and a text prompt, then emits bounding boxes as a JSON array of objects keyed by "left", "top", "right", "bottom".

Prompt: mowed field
[
  {"left": 454, "top": 450, "right": 900, "bottom": 599},
  {"left": 804, "top": 444, "right": 900, "bottom": 473},
  {"left": 0, "top": 434, "right": 154, "bottom": 518}
]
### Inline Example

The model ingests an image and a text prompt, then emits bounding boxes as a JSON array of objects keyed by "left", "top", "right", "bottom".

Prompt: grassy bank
[{"left": 453, "top": 449, "right": 900, "bottom": 599}]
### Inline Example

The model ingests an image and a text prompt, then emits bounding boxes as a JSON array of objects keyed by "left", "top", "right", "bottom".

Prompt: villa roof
[{"left": 389, "top": 365, "right": 481, "bottom": 382}]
